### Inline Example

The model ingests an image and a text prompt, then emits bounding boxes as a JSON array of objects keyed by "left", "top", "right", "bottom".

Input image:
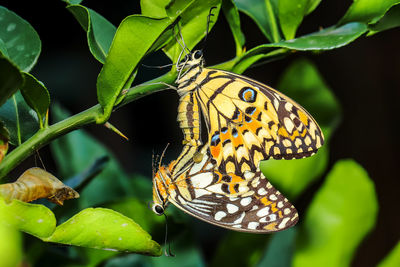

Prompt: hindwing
[{"left": 167, "top": 146, "right": 298, "bottom": 233}]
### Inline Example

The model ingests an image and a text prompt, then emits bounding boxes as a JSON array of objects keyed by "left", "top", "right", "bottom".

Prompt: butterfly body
[{"left": 151, "top": 50, "right": 324, "bottom": 233}]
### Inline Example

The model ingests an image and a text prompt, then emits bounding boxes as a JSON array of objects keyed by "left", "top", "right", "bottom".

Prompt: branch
[{"left": 0, "top": 72, "right": 176, "bottom": 179}]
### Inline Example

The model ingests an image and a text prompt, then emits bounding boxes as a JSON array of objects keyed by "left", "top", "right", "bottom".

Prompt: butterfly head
[
  {"left": 177, "top": 50, "right": 204, "bottom": 72},
  {"left": 152, "top": 165, "right": 173, "bottom": 216}
]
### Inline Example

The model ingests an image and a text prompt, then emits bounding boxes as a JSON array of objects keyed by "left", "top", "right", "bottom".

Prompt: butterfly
[
  {"left": 151, "top": 9, "right": 324, "bottom": 232},
  {"left": 151, "top": 48, "right": 324, "bottom": 233}
]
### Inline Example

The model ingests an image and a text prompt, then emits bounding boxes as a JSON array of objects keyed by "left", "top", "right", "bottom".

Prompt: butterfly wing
[
  {"left": 193, "top": 69, "right": 324, "bottom": 173},
  {"left": 168, "top": 146, "right": 298, "bottom": 232}
]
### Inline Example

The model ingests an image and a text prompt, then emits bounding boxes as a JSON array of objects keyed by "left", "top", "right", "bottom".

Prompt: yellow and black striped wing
[
  {"left": 168, "top": 145, "right": 298, "bottom": 232},
  {"left": 192, "top": 68, "right": 324, "bottom": 174}
]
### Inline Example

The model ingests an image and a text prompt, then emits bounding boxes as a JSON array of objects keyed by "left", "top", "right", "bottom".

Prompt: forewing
[{"left": 195, "top": 69, "right": 324, "bottom": 173}]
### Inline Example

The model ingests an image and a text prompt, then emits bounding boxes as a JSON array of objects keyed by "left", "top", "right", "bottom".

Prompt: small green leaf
[
  {"left": 222, "top": 0, "right": 245, "bottom": 55},
  {"left": 96, "top": 16, "right": 175, "bottom": 123},
  {"left": 140, "top": 0, "right": 169, "bottom": 18},
  {"left": 378, "top": 241, "right": 400, "bottom": 267},
  {"left": 20, "top": 72, "right": 50, "bottom": 128},
  {"left": 340, "top": 0, "right": 400, "bottom": 25},
  {"left": 0, "top": 91, "right": 39, "bottom": 146},
  {"left": 0, "top": 197, "right": 57, "bottom": 238},
  {"left": 260, "top": 58, "right": 340, "bottom": 198},
  {"left": 43, "top": 208, "right": 161, "bottom": 256},
  {"left": 0, "top": 6, "right": 41, "bottom": 71},
  {"left": 253, "top": 22, "right": 367, "bottom": 52},
  {"left": 278, "top": 0, "right": 321, "bottom": 40},
  {"left": 163, "top": 0, "right": 221, "bottom": 62},
  {"left": 0, "top": 55, "right": 24, "bottom": 107},
  {"left": 293, "top": 160, "right": 378, "bottom": 267},
  {"left": 234, "top": 0, "right": 281, "bottom": 42},
  {"left": 368, "top": 4, "right": 400, "bottom": 35},
  {"left": 67, "top": 5, "right": 117, "bottom": 63}
]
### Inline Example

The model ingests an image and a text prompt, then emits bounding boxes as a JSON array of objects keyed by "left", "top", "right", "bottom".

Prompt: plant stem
[{"left": 0, "top": 72, "right": 176, "bottom": 179}]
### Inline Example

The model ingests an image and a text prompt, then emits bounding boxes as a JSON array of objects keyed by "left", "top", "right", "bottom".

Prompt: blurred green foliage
[{"left": 0, "top": 0, "right": 399, "bottom": 266}]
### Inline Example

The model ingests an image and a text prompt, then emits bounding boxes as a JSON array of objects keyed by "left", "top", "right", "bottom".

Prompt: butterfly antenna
[
  {"left": 201, "top": 6, "right": 217, "bottom": 52},
  {"left": 163, "top": 213, "right": 175, "bottom": 257},
  {"left": 142, "top": 63, "right": 174, "bottom": 69},
  {"left": 158, "top": 143, "right": 170, "bottom": 170}
]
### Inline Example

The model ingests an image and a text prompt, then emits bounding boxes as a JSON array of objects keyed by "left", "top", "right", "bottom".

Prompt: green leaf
[
  {"left": 278, "top": 0, "right": 322, "bottom": 40},
  {"left": 254, "top": 22, "right": 367, "bottom": 52},
  {"left": 256, "top": 228, "right": 296, "bottom": 267},
  {"left": 140, "top": 0, "right": 169, "bottom": 18},
  {"left": 0, "top": 6, "right": 41, "bottom": 71},
  {"left": 0, "top": 219, "right": 22, "bottom": 267},
  {"left": 378, "top": 241, "right": 400, "bottom": 267},
  {"left": 163, "top": 0, "right": 221, "bottom": 62},
  {"left": 340, "top": 0, "right": 400, "bottom": 25},
  {"left": 260, "top": 58, "right": 340, "bottom": 198},
  {"left": 67, "top": 5, "right": 117, "bottom": 63},
  {"left": 0, "top": 91, "right": 39, "bottom": 146},
  {"left": 96, "top": 16, "right": 175, "bottom": 123},
  {"left": 50, "top": 104, "right": 133, "bottom": 207},
  {"left": 105, "top": 197, "right": 164, "bottom": 233},
  {"left": 43, "top": 208, "right": 161, "bottom": 256},
  {"left": 0, "top": 197, "right": 56, "bottom": 238},
  {"left": 222, "top": 0, "right": 245, "bottom": 55},
  {"left": 20, "top": 72, "right": 50, "bottom": 128},
  {"left": 211, "top": 232, "right": 267, "bottom": 267},
  {"left": 0, "top": 55, "right": 24, "bottom": 107},
  {"left": 234, "top": 0, "right": 281, "bottom": 42},
  {"left": 293, "top": 160, "right": 378, "bottom": 267},
  {"left": 368, "top": 4, "right": 400, "bottom": 35},
  {"left": 234, "top": 22, "right": 368, "bottom": 72}
]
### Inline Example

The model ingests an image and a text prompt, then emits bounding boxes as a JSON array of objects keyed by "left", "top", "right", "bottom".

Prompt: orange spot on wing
[
  {"left": 263, "top": 222, "right": 278, "bottom": 231},
  {"left": 298, "top": 110, "right": 309, "bottom": 126},
  {"left": 260, "top": 197, "right": 272, "bottom": 206},
  {"left": 211, "top": 143, "right": 221, "bottom": 158},
  {"left": 271, "top": 202, "right": 278, "bottom": 213},
  {"left": 278, "top": 211, "right": 283, "bottom": 218},
  {"left": 278, "top": 127, "right": 289, "bottom": 138}
]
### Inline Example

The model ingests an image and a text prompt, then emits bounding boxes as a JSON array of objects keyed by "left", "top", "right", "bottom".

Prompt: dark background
[{"left": 2, "top": 1, "right": 400, "bottom": 266}]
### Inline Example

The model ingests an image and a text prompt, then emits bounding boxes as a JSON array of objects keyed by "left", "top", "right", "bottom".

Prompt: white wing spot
[
  {"left": 269, "top": 194, "right": 277, "bottom": 201},
  {"left": 248, "top": 222, "right": 259, "bottom": 230},
  {"left": 215, "top": 211, "right": 227, "bottom": 221},
  {"left": 284, "top": 208, "right": 291, "bottom": 215},
  {"left": 240, "top": 197, "right": 252, "bottom": 206},
  {"left": 227, "top": 203, "right": 239, "bottom": 214},
  {"left": 191, "top": 172, "right": 214, "bottom": 188},
  {"left": 233, "top": 212, "right": 246, "bottom": 224},
  {"left": 258, "top": 187, "right": 268, "bottom": 195},
  {"left": 256, "top": 207, "right": 270, "bottom": 217},
  {"left": 278, "top": 217, "right": 290, "bottom": 229},
  {"left": 284, "top": 117, "right": 295, "bottom": 133}
]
